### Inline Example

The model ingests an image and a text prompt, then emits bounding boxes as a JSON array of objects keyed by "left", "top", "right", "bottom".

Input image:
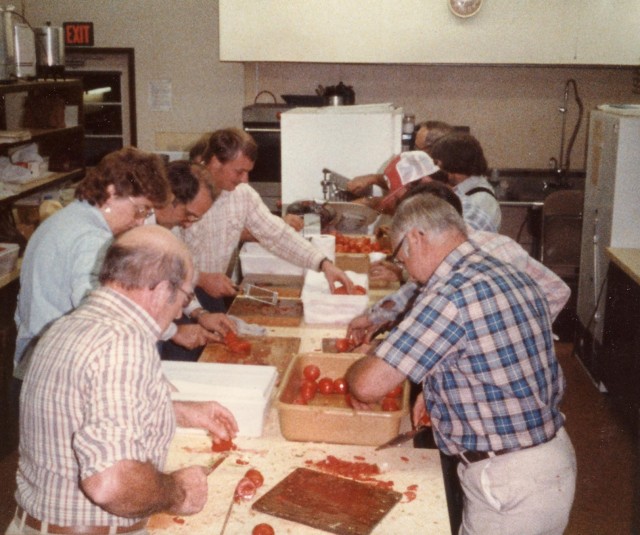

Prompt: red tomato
[
  {"left": 245, "top": 468, "right": 264, "bottom": 488},
  {"left": 385, "top": 384, "right": 403, "bottom": 398},
  {"left": 252, "top": 523, "right": 275, "bottom": 535},
  {"left": 333, "top": 377, "right": 348, "bottom": 394},
  {"left": 303, "top": 364, "right": 320, "bottom": 381},
  {"left": 352, "top": 285, "right": 367, "bottom": 295},
  {"left": 345, "top": 393, "right": 354, "bottom": 408},
  {"left": 318, "top": 377, "right": 335, "bottom": 395},
  {"left": 335, "top": 338, "right": 353, "bottom": 353},
  {"left": 234, "top": 477, "right": 257, "bottom": 502},
  {"left": 292, "top": 395, "right": 308, "bottom": 405},
  {"left": 224, "top": 331, "right": 252, "bottom": 354},
  {"left": 299, "top": 380, "right": 317, "bottom": 401},
  {"left": 381, "top": 397, "right": 400, "bottom": 412},
  {"left": 333, "top": 285, "right": 348, "bottom": 295},
  {"left": 211, "top": 438, "right": 234, "bottom": 452}
]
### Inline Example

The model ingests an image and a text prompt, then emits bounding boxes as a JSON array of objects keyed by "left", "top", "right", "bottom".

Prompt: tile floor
[{"left": 0, "top": 343, "right": 635, "bottom": 534}]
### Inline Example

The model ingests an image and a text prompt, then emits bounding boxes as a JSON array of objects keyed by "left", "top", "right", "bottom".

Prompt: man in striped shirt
[
  {"left": 8, "top": 226, "right": 238, "bottom": 534},
  {"left": 347, "top": 194, "right": 576, "bottom": 534}
]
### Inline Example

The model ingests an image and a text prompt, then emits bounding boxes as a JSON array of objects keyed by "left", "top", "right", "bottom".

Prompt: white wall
[
  {"left": 9, "top": 1, "right": 640, "bottom": 170},
  {"left": 221, "top": 0, "right": 640, "bottom": 65},
  {"left": 19, "top": 0, "right": 244, "bottom": 152}
]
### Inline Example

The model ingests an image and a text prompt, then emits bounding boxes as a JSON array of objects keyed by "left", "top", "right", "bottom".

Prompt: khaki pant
[{"left": 457, "top": 427, "right": 577, "bottom": 535}]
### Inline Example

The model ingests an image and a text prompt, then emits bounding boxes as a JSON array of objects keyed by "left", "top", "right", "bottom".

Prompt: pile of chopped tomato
[{"left": 224, "top": 331, "right": 252, "bottom": 354}]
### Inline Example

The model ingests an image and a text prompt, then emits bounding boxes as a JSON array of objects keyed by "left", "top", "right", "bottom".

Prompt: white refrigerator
[
  {"left": 280, "top": 104, "right": 403, "bottom": 207},
  {"left": 576, "top": 106, "right": 640, "bottom": 379}
]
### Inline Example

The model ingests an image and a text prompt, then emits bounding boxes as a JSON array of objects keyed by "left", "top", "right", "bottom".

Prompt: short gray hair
[{"left": 392, "top": 193, "right": 468, "bottom": 244}]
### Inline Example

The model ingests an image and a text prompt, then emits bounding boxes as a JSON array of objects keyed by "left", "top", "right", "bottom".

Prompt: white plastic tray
[
  {"left": 301, "top": 270, "right": 369, "bottom": 325},
  {"left": 162, "top": 361, "right": 278, "bottom": 437}
]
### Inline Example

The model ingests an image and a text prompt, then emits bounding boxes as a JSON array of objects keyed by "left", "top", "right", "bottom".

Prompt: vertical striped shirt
[
  {"left": 180, "top": 183, "right": 325, "bottom": 275},
  {"left": 376, "top": 240, "right": 565, "bottom": 456},
  {"left": 17, "top": 287, "right": 175, "bottom": 527}
]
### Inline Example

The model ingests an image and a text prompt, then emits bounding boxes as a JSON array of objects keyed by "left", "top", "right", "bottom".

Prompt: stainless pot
[{"left": 35, "top": 22, "right": 65, "bottom": 79}]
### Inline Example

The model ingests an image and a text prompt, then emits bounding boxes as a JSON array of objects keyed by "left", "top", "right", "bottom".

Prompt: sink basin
[{"left": 492, "top": 169, "right": 585, "bottom": 203}]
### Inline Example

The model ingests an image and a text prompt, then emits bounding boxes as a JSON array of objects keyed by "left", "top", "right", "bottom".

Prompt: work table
[
  {"left": 149, "top": 290, "right": 450, "bottom": 534},
  {"left": 607, "top": 248, "right": 640, "bottom": 287}
]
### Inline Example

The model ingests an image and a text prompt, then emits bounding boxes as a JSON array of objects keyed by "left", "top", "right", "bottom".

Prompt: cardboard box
[
  {"left": 239, "top": 242, "right": 304, "bottom": 277},
  {"left": 277, "top": 353, "right": 409, "bottom": 446},
  {"left": 162, "top": 361, "right": 277, "bottom": 437}
]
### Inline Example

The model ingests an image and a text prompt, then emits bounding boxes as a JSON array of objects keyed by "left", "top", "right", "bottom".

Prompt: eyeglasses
[
  {"left": 184, "top": 210, "right": 202, "bottom": 223},
  {"left": 127, "top": 196, "right": 154, "bottom": 219},
  {"left": 387, "top": 235, "right": 407, "bottom": 266},
  {"left": 176, "top": 286, "right": 195, "bottom": 307}
]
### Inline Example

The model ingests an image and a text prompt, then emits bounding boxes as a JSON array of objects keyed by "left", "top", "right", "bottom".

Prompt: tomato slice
[
  {"left": 234, "top": 477, "right": 257, "bottom": 503},
  {"left": 211, "top": 438, "right": 235, "bottom": 452}
]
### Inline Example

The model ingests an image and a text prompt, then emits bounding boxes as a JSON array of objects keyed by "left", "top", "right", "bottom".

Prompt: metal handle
[{"left": 243, "top": 127, "right": 281, "bottom": 133}]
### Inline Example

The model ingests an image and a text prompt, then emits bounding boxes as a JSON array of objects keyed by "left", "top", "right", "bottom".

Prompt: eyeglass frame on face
[
  {"left": 175, "top": 286, "right": 195, "bottom": 307},
  {"left": 127, "top": 196, "right": 154, "bottom": 219},
  {"left": 387, "top": 234, "right": 407, "bottom": 266}
]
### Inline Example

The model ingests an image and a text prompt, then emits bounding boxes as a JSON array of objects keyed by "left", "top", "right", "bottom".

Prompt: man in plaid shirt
[{"left": 347, "top": 193, "right": 576, "bottom": 534}]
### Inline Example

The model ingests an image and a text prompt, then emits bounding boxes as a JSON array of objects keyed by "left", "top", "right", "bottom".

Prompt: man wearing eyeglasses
[
  {"left": 346, "top": 194, "right": 576, "bottom": 534},
  {"left": 8, "top": 226, "right": 238, "bottom": 535},
  {"left": 152, "top": 160, "right": 237, "bottom": 360}
]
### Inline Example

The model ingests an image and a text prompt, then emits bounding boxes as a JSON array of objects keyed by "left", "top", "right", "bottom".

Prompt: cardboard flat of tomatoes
[
  {"left": 200, "top": 336, "right": 301, "bottom": 385},
  {"left": 277, "top": 353, "right": 410, "bottom": 446},
  {"left": 228, "top": 297, "right": 303, "bottom": 327},
  {"left": 252, "top": 467, "right": 402, "bottom": 535}
]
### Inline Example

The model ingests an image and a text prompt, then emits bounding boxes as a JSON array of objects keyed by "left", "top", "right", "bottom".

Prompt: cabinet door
[{"left": 602, "top": 263, "right": 640, "bottom": 429}]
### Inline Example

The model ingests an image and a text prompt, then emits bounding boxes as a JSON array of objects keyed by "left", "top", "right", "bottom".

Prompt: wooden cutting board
[
  {"left": 228, "top": 297, "right": 303, "bottom": 327},
  {"left": 199, "top": 336, "right": 300, "bottom": 384},
  {"left": 241, "top": 274, "right": 303, "bottom": 298},
  {"left": 252, "top": 467, "right": 402, "bottom": 535}
]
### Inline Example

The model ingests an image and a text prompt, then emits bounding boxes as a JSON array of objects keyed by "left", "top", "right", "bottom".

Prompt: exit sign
[{"left": 63, "top": 22, "right": 94, "bottom": 47}]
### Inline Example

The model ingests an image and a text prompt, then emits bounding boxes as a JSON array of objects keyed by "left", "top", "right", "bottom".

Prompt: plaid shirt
[
  {"left": 376, "top": 240, "right": 565, "bottom": 455},
  {"left": 455, "top": 175, "right": 501, "bottom": 231},
  {"left": 180, "top": 184, "right": 325, "bottom": 275},
  {"left": 371, "top": 229, "right": 570, "bottom": 324},
  {"left": 461, "top": 197, "right": 498, "bottom": 232},
  {"left": 17, "top": 288, "right": 175, "bottom": 526}
]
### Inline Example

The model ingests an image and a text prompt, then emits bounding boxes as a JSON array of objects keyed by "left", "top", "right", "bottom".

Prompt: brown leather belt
[
  {"left": 15, "top": 506, "right": 147, "bottom": 534},
  {"left": 456, "top": 434, "right": 556, "bottom": 466}
]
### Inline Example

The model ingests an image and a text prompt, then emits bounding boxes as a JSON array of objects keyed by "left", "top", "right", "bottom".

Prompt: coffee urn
[
  {"left": 0, "top": 7, "right": 17, "bottom": 83},
  {"left": 35, "top": 22, "right": 64, "bottom": 79}
]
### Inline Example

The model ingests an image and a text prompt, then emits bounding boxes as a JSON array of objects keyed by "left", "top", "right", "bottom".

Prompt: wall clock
[{"left": 448, "top": 0, "right": 483, "bottom": 18}]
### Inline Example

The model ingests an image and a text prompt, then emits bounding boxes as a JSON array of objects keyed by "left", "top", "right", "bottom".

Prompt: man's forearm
[{"left": 81, "top": 460, "right": 184, "bottom": 518}]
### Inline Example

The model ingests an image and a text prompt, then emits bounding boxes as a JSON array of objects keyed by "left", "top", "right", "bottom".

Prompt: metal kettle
[{"left": 317, "top": 81, "right": 355, "bottom": 106}]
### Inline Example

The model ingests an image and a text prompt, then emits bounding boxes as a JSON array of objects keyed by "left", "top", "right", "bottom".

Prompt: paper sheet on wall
[{"left": 149, "top": 79, "right": 172, "bottom": 111}]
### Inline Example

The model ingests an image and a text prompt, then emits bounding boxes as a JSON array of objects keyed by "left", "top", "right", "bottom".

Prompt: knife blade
[{"left": 375, "top": 426, "right": 430, "bottom": 451}]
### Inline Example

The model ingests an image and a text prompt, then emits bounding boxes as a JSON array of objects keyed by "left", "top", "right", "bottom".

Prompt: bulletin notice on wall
[{"left": 149, "top": 79, "right": 173, "bottom": 111}]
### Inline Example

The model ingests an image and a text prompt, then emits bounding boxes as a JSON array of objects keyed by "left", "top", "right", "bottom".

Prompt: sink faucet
[{"left": 553, "top": 79, "right": 584, "bottom": 179}]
